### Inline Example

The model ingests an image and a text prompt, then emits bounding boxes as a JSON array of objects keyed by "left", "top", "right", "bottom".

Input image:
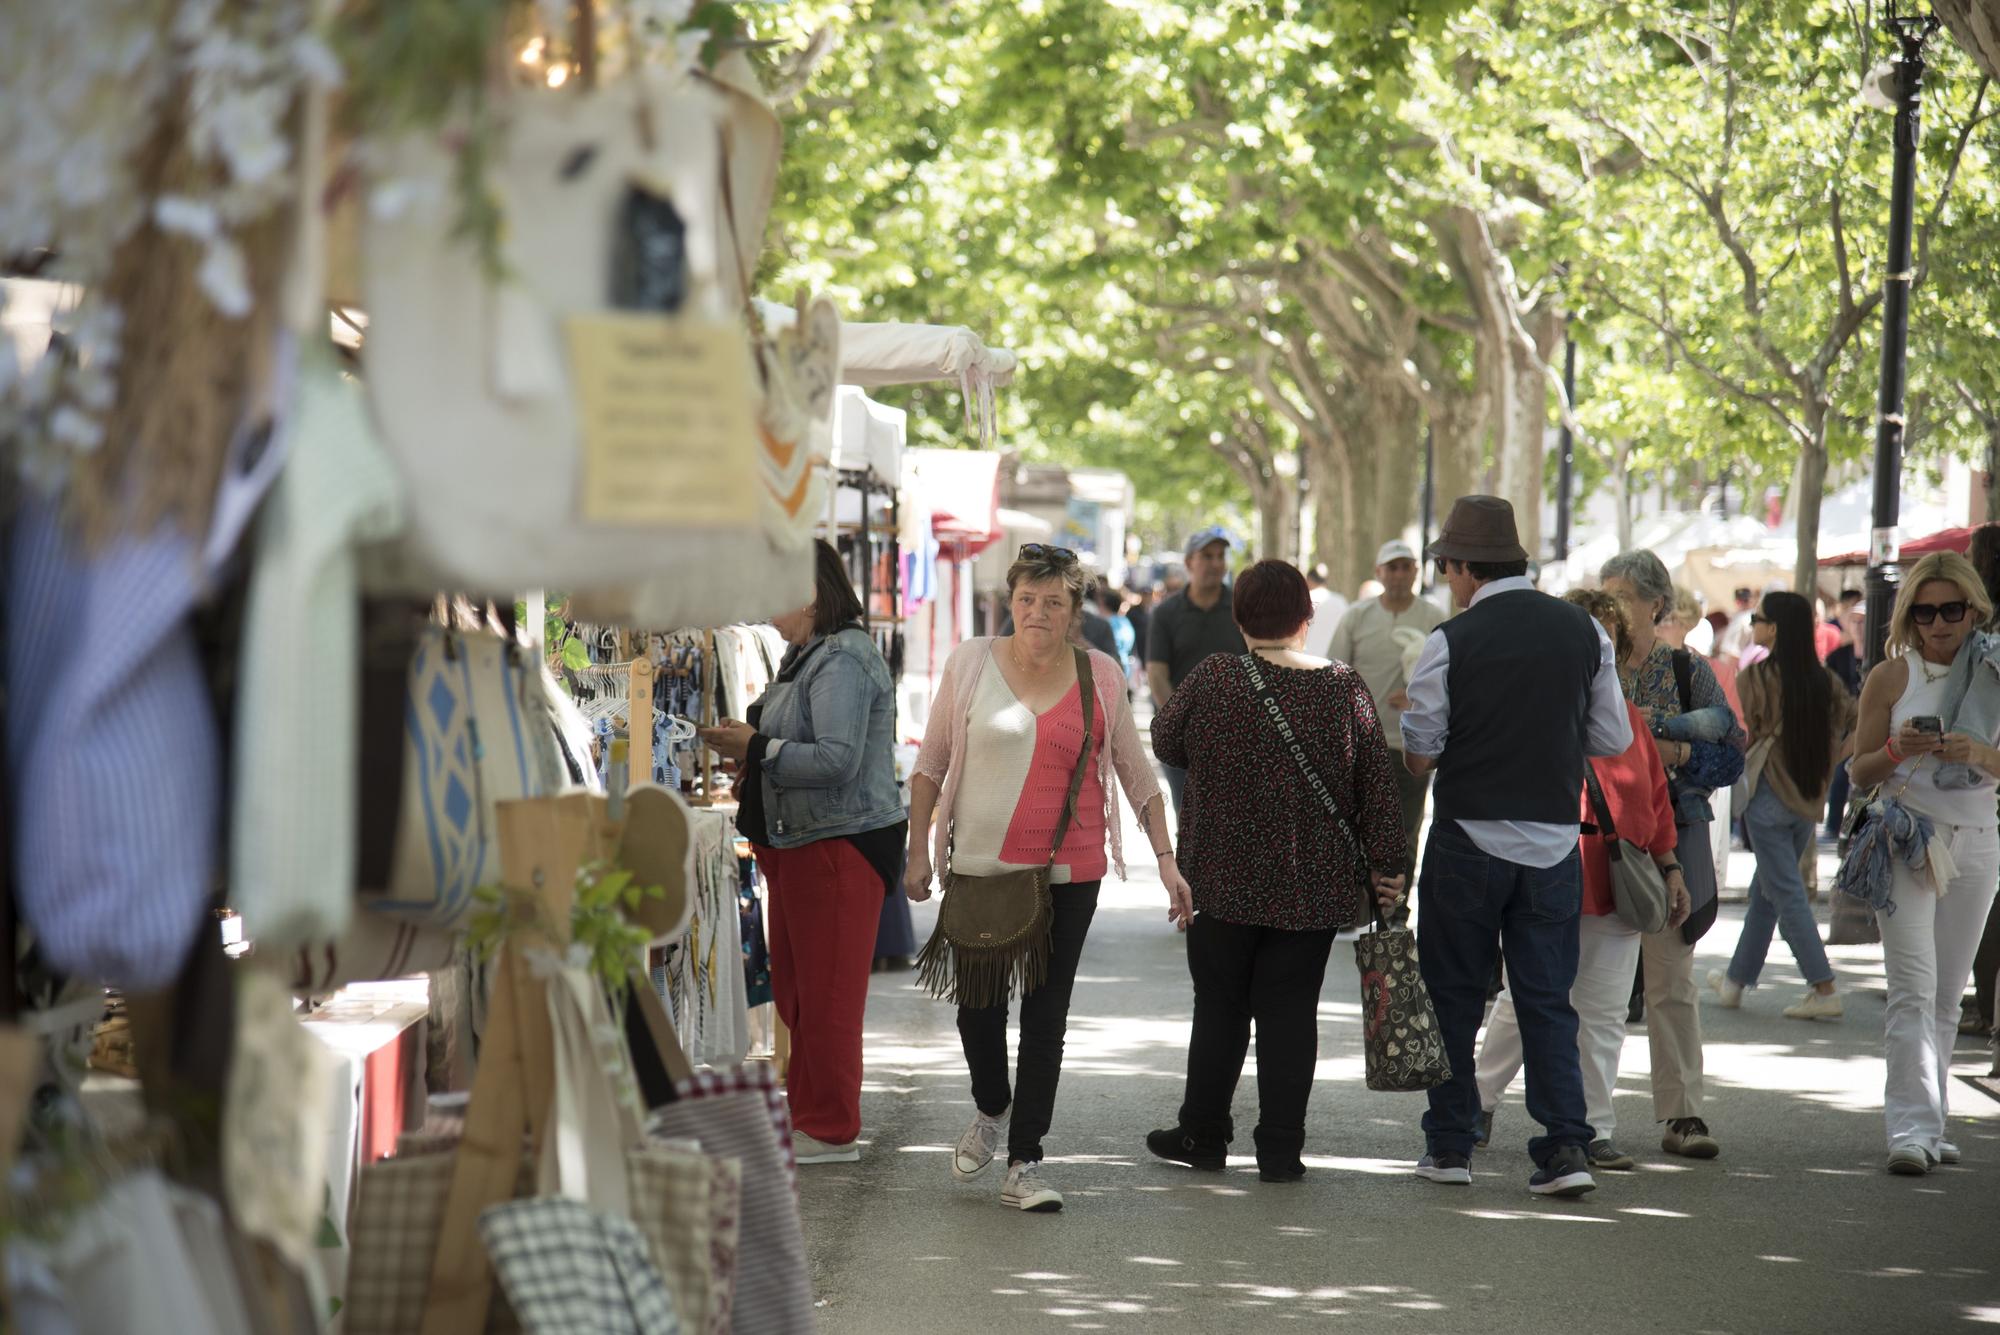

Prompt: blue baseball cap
[{"left": 1183, "top": 525, "right": 1236, "bottom": 560}]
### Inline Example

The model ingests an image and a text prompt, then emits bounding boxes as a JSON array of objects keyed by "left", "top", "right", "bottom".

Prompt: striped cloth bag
[{"left": 646, "top": 1064, "right": 814, "bottom": 1334}]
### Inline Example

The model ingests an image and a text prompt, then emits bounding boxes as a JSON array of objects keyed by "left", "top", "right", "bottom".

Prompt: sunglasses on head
[
  {"left": 1911, "top": 600, "right": 1970, "bottom": 626},
  {"left": 1018, "top": 543, "right": 1078, "bottom": 566}
]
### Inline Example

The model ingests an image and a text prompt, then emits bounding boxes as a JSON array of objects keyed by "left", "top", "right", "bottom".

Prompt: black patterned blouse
[{"left": 1153, "top": 653, "right": 1407, "bottom": 931}]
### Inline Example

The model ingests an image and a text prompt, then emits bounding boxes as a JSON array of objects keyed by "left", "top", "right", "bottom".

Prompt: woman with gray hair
[{"left": 1600, "top": 548, "right": 1746, "bottom": 1162}]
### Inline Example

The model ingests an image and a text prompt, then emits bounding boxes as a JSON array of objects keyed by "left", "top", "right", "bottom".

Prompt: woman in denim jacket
[{"left": 702, "top": 540, "right": 906, "bottom": 1165}]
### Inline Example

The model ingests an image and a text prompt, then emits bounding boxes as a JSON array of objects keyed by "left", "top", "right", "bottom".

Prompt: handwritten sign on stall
[{"left": 565, "top": 313, "right": 761, "bottom": 526}]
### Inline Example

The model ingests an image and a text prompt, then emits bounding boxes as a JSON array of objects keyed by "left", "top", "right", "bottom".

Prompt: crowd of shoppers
[{"left": 723, "top": 503, "right": 2000, "bottom": 1208}]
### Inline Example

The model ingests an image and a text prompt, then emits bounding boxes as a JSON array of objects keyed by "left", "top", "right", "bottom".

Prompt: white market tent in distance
[{"left": 752, "top": 298, "right": 1019, "bottom": 446}]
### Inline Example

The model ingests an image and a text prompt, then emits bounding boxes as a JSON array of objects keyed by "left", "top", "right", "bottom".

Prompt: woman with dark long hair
[{"left": 1710, "top": 590, "right": 1853, "bottom": 1019}]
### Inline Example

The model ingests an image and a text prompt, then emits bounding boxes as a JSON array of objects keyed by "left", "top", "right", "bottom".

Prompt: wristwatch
[{"left": 1659, "top": 863, "right": 1682, "bottom": 875}]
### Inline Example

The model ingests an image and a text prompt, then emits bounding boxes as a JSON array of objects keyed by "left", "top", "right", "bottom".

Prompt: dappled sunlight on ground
[{"left": 801, "top": 792, "right": 2000, "bottom": 1332}]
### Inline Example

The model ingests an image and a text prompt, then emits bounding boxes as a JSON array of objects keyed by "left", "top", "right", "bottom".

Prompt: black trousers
[
  {"left": 1176, "top": 913, "right": 1337, "bottom": 1150},
  {"left": 957, "top": 881, "right": 1100, "bottom": 1164}
]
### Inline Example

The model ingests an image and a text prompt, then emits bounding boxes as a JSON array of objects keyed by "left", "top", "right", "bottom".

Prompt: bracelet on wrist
[
  {"left": 1884, "top": 737, "right": 1904, "bottom": 763},
  {"left": 1155, "top": 849, "right": 1176, "bottom": 860}
]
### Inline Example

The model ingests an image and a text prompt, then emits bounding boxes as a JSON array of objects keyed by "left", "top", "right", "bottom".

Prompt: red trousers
[{"left": 754, "top": 837, "right": 881, "bottom": 1145}]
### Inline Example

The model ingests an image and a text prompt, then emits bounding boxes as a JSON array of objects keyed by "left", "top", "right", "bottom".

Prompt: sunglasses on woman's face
[
  {"left": 1018, "top": 543, "right": 1079, "bottom": 565},
  {"left": 1910, "top": 600, "right": 1970, "bottom": 626},
  {"left": 1749, "top": 613, "right": 1771, "bottom": 625}
]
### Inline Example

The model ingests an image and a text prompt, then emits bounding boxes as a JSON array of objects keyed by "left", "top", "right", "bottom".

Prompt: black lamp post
[
  {"left": 1864, "top": 4, "right": 1942, "bottom": 670},
  {"left": 1554, "top": 338, "right": 1577, "bottom": 562}
]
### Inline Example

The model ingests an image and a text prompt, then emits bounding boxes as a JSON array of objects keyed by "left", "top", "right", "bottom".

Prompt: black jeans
[
  {"left": 1177, "top": 914, "right": 1337, "bottom": 1152},
  {"left": 958, "top": 881, "right": 1100, "bottom": 1164}
]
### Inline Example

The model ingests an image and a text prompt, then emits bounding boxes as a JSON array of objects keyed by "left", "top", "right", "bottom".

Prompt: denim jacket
[{"left": 752, "top": 627, "right": 904, "bottom": 849}]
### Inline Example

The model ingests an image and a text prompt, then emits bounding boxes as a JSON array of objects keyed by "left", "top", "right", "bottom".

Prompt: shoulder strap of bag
[
  {"left": 1241, "top": 654, "right": 1385, "bottom": 922},
  {"left": 1672, "top": 648, "right": 1695, "bottom": 716},
  {"left": 1042, "top": 647, "right": 1097, "bottom": 871},
  {"left": 1581, "top": 760, "right": 1623, "bottom": 859}
]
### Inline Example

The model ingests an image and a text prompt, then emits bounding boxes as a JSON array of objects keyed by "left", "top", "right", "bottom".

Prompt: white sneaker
[
  {"left": 1886, "top": 1142, "right": 1934, "bottom": 1176},
  {"left": 1938, "top": 1139, "right": 1961, "bottom": 1166},
  {"left": 953, "top": 1107, "right": 1008, "bottom": 1181},
  {"left": 792, "top": 1130, "right": 860, "bottom": 1164},
  {"left": 1782, "top": 989, "right": 1844, "bottom": 1021},
  {"left": 1706, "top": 970, "right": 1743, "bottom": 1008},
  {"left": 1002, "top": 1159, "right": 1064, "bottom": 1212}
]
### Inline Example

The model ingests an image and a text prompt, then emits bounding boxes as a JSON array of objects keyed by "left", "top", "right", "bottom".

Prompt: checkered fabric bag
[
  {"left": 478, "top": 1197, "right": 681, "bottom": 1335},
  {"left": 646, "top": 1064, "right": 814, "bottom": 1334},
  {"left": 344, "top": 1152, "right": 531, "bottom": 1335},
  {"left": 627, "top": 1143, "right": 742, "bottom": 1335}
]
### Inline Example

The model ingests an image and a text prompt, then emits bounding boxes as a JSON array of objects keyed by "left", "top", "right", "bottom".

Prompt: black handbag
[
  {"left": 914, "top": 647, "right": 1094, "bottom": 1008},
  {"left": 1240, "top": 655, "right": 1451, "bottom": 1093}
]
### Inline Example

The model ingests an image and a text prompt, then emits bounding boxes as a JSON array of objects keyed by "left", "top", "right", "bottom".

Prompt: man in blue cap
[{"left": 1145, "top": 525, "right": 1246, "bottom": 817}]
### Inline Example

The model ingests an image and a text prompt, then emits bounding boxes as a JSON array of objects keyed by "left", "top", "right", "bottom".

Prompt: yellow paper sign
[{"left": 566, "top": 313, "right": 761, "bottom": 526}]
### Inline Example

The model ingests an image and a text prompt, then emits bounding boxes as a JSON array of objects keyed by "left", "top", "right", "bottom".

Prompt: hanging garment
[
  {"left": 360, "top": 59, "right": 812, "bottom": 631},
  {"left": 6, "top": 498, "right": 218, "bottom": 991},
  {"left": 231, "top": 348, "right": 406, "bottom": 948}
]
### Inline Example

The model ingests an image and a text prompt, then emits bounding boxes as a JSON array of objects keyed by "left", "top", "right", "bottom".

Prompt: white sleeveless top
[{"left": 1888, "top": 651, "right": 2000, "bottom": 827}]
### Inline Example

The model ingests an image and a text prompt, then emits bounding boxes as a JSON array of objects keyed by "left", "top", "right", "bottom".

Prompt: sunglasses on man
[
  {"left": 1910, "top": 600, "right": 1970, "bottom": 626},
  {"left": 1018, "top": 543, "right": 1079, "bottom": 565}
]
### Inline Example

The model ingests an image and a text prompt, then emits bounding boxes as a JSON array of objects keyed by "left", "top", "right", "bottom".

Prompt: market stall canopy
[
  {"left": 830, "top": 385, "right": 906, "bottom": 479},
  {"left": 903, "top": 447, "right": 1001, "bottom": 554},
  {"left": 754, "top": 300, "right": 1018, "bottom": 444},
  {"left": 1819, "top": 524, "right": 1989, "bottom": 568},
  {"left": 996, "top": 507, "right": 1053, "bottom": 537}
]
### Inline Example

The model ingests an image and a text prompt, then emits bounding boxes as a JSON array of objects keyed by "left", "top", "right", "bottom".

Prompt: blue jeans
[
  {"left": 1728, "top": 784, "right": 1834, "bottom": 988},
  {"left": 1418, "top": 822, "right": 1592, "bottom": 1164}
]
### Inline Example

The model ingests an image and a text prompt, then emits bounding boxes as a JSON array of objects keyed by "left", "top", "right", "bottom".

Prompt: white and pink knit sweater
[{"left": 915, "top": 638, "right": 1163, "bottom": 880}]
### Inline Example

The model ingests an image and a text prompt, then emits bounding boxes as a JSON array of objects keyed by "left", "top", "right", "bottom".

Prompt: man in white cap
[
  {"left": 1146, "top": 525, "right": 1246, "bottom": 816},
  {"left": 1328, "top": 539, "right": 1448, "bottom": 878}
]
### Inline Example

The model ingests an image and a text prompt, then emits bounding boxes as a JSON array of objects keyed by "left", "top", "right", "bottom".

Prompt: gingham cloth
[
  {"left": 628, "top": 1144, "right": 742, "bottom": 1335},
  {"left": 479, "top": 1197, "right": 681, "bottom": 1335},
  {"left": 343, "top": 1151, "right": 531, "bottom": 1335},
  {"left": 646, "top": 1065, "right": 815, "bottom": 1333}
]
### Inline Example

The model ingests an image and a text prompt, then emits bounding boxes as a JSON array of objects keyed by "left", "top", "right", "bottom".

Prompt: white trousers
[
  {"left": 1878, "top": 819, "right": 2000, "bottom": 1154},
  {"left": 1476, "top": 912, "right": 1643, "bottom": 1142}
]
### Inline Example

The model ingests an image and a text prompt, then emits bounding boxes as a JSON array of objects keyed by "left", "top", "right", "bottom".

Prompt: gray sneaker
[
  {"left": 953, "top": 1107, "right": 1008, "bottom": 1181},
  {"left": 1474, "top": 1109, "right": 1494, "bottom": 1150},
  {"left": 1586, "top": 1139, "right": 1635, "bottom": 1171}
]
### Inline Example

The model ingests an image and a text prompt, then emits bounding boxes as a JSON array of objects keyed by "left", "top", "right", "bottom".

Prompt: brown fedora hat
[{"left": 1426, "top": 495, "right": 1529, "bottom": 564}]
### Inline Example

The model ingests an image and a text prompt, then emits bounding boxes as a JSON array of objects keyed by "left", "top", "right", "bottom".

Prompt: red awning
[{"left": 1819, "top": 524, "right": 1988, "bottom": 568}]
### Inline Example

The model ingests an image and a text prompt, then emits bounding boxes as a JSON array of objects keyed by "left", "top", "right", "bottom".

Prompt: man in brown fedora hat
[{"left": 1398, "top": 495, "right": 1633, "bottom": 1197}]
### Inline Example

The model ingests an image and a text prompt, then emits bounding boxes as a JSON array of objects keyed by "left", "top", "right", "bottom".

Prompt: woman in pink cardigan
[{"left": 905, "top": 544, "right": 1191, "bottom": 1214}]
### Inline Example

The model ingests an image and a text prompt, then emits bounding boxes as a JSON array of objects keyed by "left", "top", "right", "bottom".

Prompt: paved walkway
[{"left": 796, "top": 785, "right": 2000, "bottom": 1334}]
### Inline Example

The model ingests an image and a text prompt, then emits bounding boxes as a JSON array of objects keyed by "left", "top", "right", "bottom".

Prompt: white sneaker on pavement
[
  {"left": 1706, "top": 970, "right": 1743, "bottom": 1008},
  {"left": 1938, "top": 1139, "right": 1961, "bottom": 1165},
  {"left": 953, "top": 1107, "right": 1009, "bottom": 1181},
  {"left": 1782, "top": 989, "right": 1844, "bottom": 1021},
  {"left": 793, "top": 1130, "right": 860, "bottom": 1164},
  {"left": 1002, "top": 1159, "right": 1064, "bottom": 1212},
  {"left": 1887, "top": 1142, "right": 1935, "bottom": 1176}
]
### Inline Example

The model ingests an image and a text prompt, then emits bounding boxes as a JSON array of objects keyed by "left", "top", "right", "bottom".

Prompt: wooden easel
[{"left": 418, "top": 794, "right": 691, "bottom": 1335}]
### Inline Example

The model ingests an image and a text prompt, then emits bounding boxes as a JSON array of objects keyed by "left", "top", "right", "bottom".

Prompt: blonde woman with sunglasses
[{"left": 1847, "top": 551, "right": 2000, "bottom": 1176}]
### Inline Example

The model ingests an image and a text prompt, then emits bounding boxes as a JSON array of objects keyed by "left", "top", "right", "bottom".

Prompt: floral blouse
[
  {"left": 1153, "top": 654, "right": 1405, "bottom": 931},
  {"left": 1619, "top": 642, "right": 1747, "bottom": 826}
]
